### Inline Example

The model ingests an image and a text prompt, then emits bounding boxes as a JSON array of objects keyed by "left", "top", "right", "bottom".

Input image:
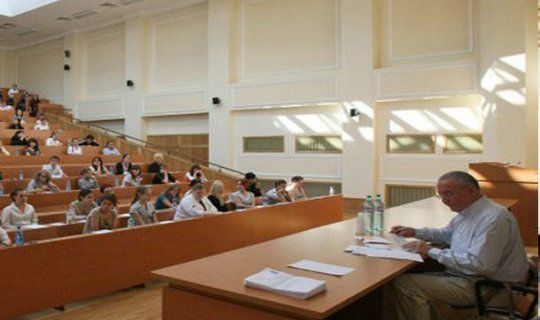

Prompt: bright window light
[{"left": 0, "top": 0, "right": 58, "bottom": 17}]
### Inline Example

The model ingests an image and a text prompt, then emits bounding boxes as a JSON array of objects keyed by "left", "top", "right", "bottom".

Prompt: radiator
[{"left": 386, "top": 185, "right": 435, "bottom": 208}]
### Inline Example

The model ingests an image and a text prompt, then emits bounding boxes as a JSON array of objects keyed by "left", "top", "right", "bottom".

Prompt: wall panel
[
  {"left": 78, "top": 97, "right": 124, "bottom": 121},
  {"left": 143, "top": 90, "right": 207, "bottom": 115}
]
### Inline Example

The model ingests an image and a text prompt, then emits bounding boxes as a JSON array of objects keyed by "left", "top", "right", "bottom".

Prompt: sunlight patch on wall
[
  {"left": 391, "top": 110, "right": 438, "bottom": 132},
  {"left": 440, "top": 107, "right": 483, "bottom": 131},
  {"left": 274, "top": 116, "right": 304, "bottom": 134},
  {"left": 495, "top": 89, "right": 526, "bottom": 106},
  {"left": 424, "top": 111, "right": 456, "bottom": 131},
  {"left": 500, "top": 53, "right": 526, "bottom": 73}
]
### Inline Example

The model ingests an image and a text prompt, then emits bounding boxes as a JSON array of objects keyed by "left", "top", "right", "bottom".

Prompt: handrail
[{"left": 46, "top": 112, "right": 244, "bottom": 177}]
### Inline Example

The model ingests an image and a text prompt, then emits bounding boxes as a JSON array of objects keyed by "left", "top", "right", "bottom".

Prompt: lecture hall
[{"left": 0, "top": 0, "right": 537, "bottom": 319}]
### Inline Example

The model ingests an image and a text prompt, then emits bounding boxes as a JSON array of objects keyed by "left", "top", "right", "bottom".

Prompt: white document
[
  {"left": 92, "top": 229, "right": 112, "bottom": 234},
  {"left": 364, "top": 243, "right": 391, "bottom": 250},
  {"left": 389, "top": 234, "right": 408, "bottom": 246},
  {"left": 118, "top": 213, "right": 130, "bottom": 218},
  {"left": 288, "top": 260, "right": 354, "bottom": 276},
  {"left": 46, "top": 222, "right": 65, "bottom": 226},
  {"left": 244, "top": 268, "right": 326, "bottom": 300},
  {"left": 25, "top": 224, "right": 46, "bottom": 229},
  {"left": 344, "top": 244, "right": 362, "bottom": 252},
  {"left": 351, "top": 246, "right": 423, "bottom": 263}
]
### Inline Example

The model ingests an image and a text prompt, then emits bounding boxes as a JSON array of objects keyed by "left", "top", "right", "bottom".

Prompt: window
[
  {"left": 387, "top": 134, "right": 435, "bottom": 154},
  {"left": 295, "top": 135, "right": 342, "bottom": 153},
  {"left": 243, "top": 136, "right": 284, "bottom": 153},
  {"left": 444, "top": 134, "right": 482, "bottom": 154}
]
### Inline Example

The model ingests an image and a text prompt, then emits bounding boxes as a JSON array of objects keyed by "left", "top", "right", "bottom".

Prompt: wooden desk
[
  {"left": 0, "top": 195, "right": 342, "bottom": 318},
  {"left": 152, "top": 196, "right": 520, "bottom": 320}
]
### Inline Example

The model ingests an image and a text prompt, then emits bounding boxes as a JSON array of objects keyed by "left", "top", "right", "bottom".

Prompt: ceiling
[{"left": 0, "top": 0, "right": 202, "bottom": 48}]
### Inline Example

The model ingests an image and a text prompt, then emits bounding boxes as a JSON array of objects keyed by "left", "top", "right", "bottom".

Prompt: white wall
[
  {"left": 14, "top": 39, "right": 64, "bottom": 103},
  {"left": 146, "top": 114, "right": 209, "bottom": 135}
]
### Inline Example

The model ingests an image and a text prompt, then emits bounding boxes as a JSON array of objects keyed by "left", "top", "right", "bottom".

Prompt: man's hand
[
  {"left": 390, "top": 225, "right": 416, "bottom": 238},
  {"left": 402, "top": 240, "right": 432, "bottom": 259}
]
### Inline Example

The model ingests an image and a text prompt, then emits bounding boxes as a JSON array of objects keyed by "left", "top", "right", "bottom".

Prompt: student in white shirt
[
  {"left": 41, "top": 155, "right": 66, "bottom": 179},
  {"left": 102, "top": 141, "right": 120, "bottom": 156},
  {"left": 1, "top": 188, "right": 38, "bottom": 229},
  {"left": 174, "top": 180, "right": 217, "bottom": 220},
  {"left": 66, "top": 138, "right": 83, "bottom": 155},
  {"left": 7, "top": 84, "right": 18, "bottom": 99},
  {"left": 0, "top": 99, "right": 12, "bottom": 111},
  {"left": 229, "top": 179, "right": 255, "bottom": 209},
  {"left": 122, "top": 165, "right": 143, "bottom": 187},
  {"left": 45, "top": 131, "right": 63, "bottom": 146},
  {"left": 33, "top": 114, "right": 50, "bottom": 131}
]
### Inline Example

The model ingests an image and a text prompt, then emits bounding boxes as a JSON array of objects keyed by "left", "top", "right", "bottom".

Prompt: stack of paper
[
  {"left": 288, "top": 260, "right": 354, "bottom": 276},
  {"left": 244, "top": 268, "right": 326, "bottom": 299},
  {"left": 344, "top": 245, "right": 423, "bottom": 262}
]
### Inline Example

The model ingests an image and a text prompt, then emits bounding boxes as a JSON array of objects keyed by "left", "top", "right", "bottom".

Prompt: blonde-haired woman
[
  {"left": 148, "top": 152, "right": 164, "bottom": 173},
  {"left": 207, "top": 180, "right": 228, "bottom": 212}
]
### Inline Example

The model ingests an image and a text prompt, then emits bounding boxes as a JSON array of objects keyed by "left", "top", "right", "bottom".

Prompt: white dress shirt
[
  {"left": 416, "top": 196, "right": 528, "bottom": 283},
  {"left": 1, "top": 203, "right": 38, "bottom": 229},
  {"left": 174, "top": 193, "right": 217, "bottom": 220},
  {"left": 42, "top": 164, "right": 65, "bottom": 179}
]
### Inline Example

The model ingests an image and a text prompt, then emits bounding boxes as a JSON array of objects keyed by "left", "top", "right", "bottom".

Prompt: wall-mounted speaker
[
  {"left": 63, "top": 64, "right": 70, "bottom": 71},
  {"left": 64, "top": 50, "right": 71, "bottom": 58},
  {"left": 212, "top": 97, "right": 221, "bottom": 105},
  {"left": 126, "top": 80, "right": 134, "bottom": 87},
  {"left": 349, "top": 108, "right": 360, "bottom": 117}
]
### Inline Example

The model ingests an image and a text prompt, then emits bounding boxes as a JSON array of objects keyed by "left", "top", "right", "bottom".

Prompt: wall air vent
[
  {"left": 100, "top": 2, "right": 119, "bottom": 7},
  {"left": 118, "top": 0, "right": 145, "bottom": 6},
  {"left": 17, "top": 29, "right": 38, "bottom": 36},
  {"left": 72, "top": 9, "right": 98, "bottom": 19}
]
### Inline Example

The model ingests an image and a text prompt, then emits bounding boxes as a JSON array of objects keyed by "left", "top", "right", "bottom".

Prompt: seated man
[
  {"left": 390, "top": 171, "right": 528, "bottom": 320},
  {"left": 263, "top": 179, "right": 291, "bottom": 205}
]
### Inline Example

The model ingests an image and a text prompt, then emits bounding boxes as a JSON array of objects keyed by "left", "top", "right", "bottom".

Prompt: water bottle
[
  {"left": 363, "top": 195, "right": 374, "bottom": 236},
  {"left": 15, "top": 147, "right": 19, "bottom": 155},
  {"left": 0, "top": 180, "right": 4, "bottom": 196},
  {"left": 127, "top": 216, "right": 135, "bottom": 228},
  {"left": 15, "top": 225, "right": 24, "bottom": 246},
  {"left": 114, "top": 175, "right": 119, "bottom": 187},
  {"left": 65, "top": 179, "right": 71, "bottom": 191},
  {"left": 373, "top": 194, "right": 385, "bottom": 236},
  {"left": 109, "top": 166, "right": 115, "bottom": 175},
  {"left": 355, "top": 212, "right": 364, "bottom": 236},
  {"left": 18, "top": 170, "right": 24, "bottom": 180},
  {"left": 329, "top": 186, "right": 335, "bottom": 196}
]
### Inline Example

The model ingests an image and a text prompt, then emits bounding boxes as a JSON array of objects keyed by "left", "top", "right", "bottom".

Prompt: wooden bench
[
  {"left": 0, "top": 195, "right": 343, "bottom": 318},
  {"left": 0, "top": 163, "right": 149, "bottom": 179},
  {"left": 2, "top": 145, "right": 102, "bottom": 156}
]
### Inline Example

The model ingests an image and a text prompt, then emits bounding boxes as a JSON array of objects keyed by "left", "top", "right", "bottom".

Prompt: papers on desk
[
  {"left": 92, "top": 229, "right": 112, "bottom": 234},
  {"left": 25, "top": 224, "right": 46, "bottom": 229},
  {"left": 244, "top": 268, "right": 326, "bottom": 300},
  {"left": 345, "top": 245, "right": 423, "bottom": 263},
  {"left": 288, "top": 260, "right": 355, "bottom": 276},
  {"left": 355, "top": 236, "right": 391, "bottom": 244}
]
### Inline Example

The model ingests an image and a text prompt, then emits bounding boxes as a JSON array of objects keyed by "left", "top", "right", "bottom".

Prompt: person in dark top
[
  {"left": 9, "top": 130, "right": 28, "bottom": 146},
  {"left": 148, "top": 152, "right": 164, "bottom": 173},
  {"left": 151, "top": 164, "right": 177, "bottom": 184},
  {"left": 207, "top": 180, "right": 229, "bottom": 212},
  {"left": 79, "top": 134, "right": 100, "bottom": 147},
  {"left": 25, "top": 138, "right": 41, "bottom": 156},
  {"left": 29, "top": 94, "right": 40, "bottom": 117},
  {"left": 154, "top": 185, "right": 180, "bottom": 210},
  {"left": 115, "top": 153, "right": 133, "bottom": 175},
  {"left": 245, "top": 172, "right": 262, "bottom": 197}
]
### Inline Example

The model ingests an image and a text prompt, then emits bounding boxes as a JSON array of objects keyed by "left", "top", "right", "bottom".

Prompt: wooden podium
[{"left": 469, "top": 162, "right": 538, "bottom": 247}]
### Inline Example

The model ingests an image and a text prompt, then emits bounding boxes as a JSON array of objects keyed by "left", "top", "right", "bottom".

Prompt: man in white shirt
[
  {"left": 390, "top": 171, "right": 528, "bottom": 320},
  {"left": 102, "top": 141, "right": 120, "bottom": 156},
  {"left": 174, "top": 180, "right": 217, "bottom": 220},
  {"left": 8, "top": 84, "right": 18, "bottom": 98},
  {"left": 42, "top": 155, "right": 66, "bottom": 179}
]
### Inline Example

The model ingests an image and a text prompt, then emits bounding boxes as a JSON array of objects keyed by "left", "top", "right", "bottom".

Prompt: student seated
[
  {"left": 0, "top": 99, "right": 12, "bottom": 111},
  {"left": 1, "top": 188, "right": 38, "bottom": 229},
  {"left": 79, "top": 134, "right": 100, "bottom": 147},
  {"left": 263, "top": 179, "right": 291, "bottom": 205},
  {"left": 151, "top": 164, "right": 177, "bottom": 184},
  {"left": 207, "top": 180, "right": 228, "bottom": 212},
  {"left": 0, "top": 225, "right": 11, "bottom": 246},
  {"left": 8, "top": 84, "right": 18, "bottom": 99},
  {"left": 245, "top": 171, "right": 262, "bottom": 197},
  {"left": 154, "top": 185, "right": 180, "bottom": 210},
  {"left": 148, "top": 152, "right": 164, "bottom": 173},
  {"left": 26, "top": 171, "right": 59, "bottom": 193},
  {"left": 9, "top": 130, "right": 27, "bottom": 146},
  {"left": 286, "top": 176, "right": 308, "bottom": 201},
  {"left": 83, "top": 194, "right": 119, "bottom": 233},
  {"left": 9, "top": 109, "right": 24, "bottom": 129},
  {"left": 33, "top": 114, "right": 50, "bottom": 131},
  {"left": 77, "top": 168, "right": 99, "bottom": 190},
  {"left": 130, "top": 186, "right": 158, "bottom": 225},
  {"left": 115, "top": 153, "right": 133, "bottom": 175},
  {"left": 229, "top": 179, "right": 255, "bottom": 209},
  {"left": 390, "top": 171, "right": 528, "bottom": 320},
  {"left": 42, "top": 155, "right": 66, "bottom": 179},
  {"left": 29, "top": 94, "right": 39, "bottom": 117},
  {"left": 24, "top": 138, "right": 41, "bottom": 156},
  {"left": 66, "top": 189, "right": 97, "bottom": 224},
  {"left": 122, "top": 165, "right": 143, "bottom": 187},
  {"left": 184, "top": 164, "right": 208, "bottom": 183},
  {"left": 45, "top": 130, "right": 63, "bottom": 146},
  {"left": 88, "top": 156, "right": 108, "bottom": 176},
  {"left": 96, "top": 184, "right": 114, "bottom": 206},
  {"left": 174, "top": 180, "right": 217, "bottom": 220},
  {"left": 102, "top": 140, "right": 120, "bottom": 156},
  {"left": 67, "top": 138, "right": 83, "bottom": 155}
]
